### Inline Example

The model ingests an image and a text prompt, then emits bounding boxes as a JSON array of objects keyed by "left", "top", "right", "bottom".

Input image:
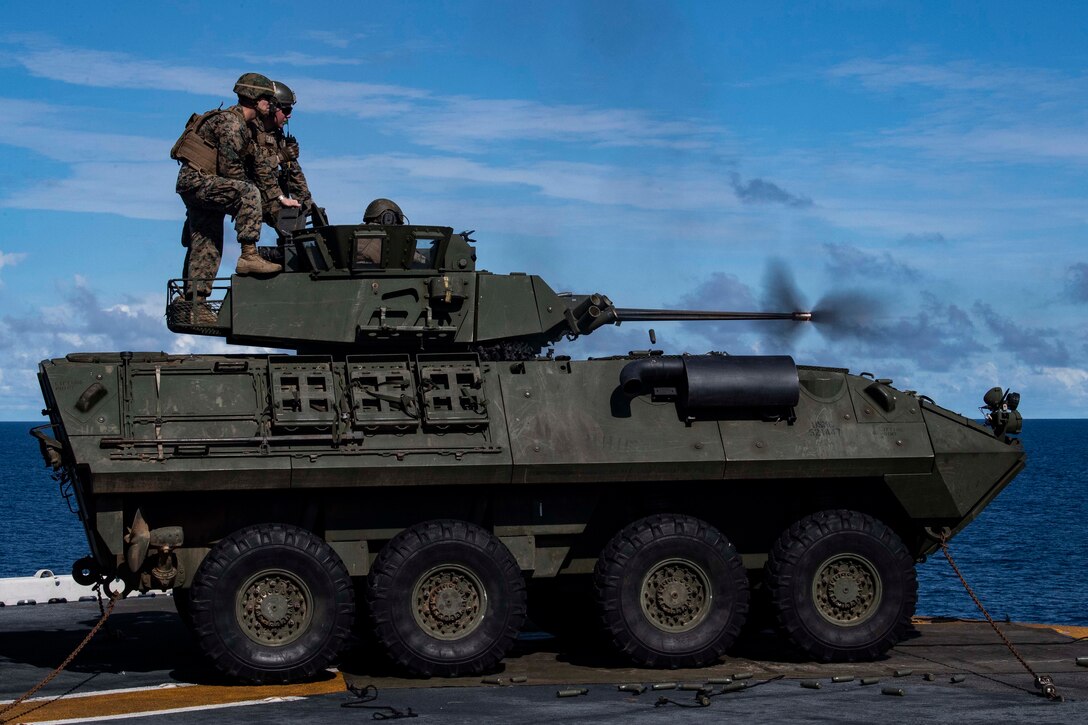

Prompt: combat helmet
[
  {"left": 233, "top": 73, "right": 276, "bottom": 101},
  {"left": 272, "top": 80, "right": 297, "bottom": 109},
  {"left": 363, "top": 198, "right": 405, "bottom": 225}
]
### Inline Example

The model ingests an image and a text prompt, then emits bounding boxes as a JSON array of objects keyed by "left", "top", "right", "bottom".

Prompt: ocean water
[{"left": 1, "top": 420, "right": 1084, "bottom": 625}]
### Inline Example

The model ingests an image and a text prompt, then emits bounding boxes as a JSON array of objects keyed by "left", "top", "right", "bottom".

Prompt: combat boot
[{"left": 236, "top": 243, "right": 283, "bottom": 275}]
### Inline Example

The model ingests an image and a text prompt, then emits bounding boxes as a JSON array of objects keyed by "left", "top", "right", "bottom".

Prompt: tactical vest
[{"left": 170, "top": 109, "right": 224, "bottom": 174}]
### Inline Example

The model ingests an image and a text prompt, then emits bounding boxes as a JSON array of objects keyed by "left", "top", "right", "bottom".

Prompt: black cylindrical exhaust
[{"left": 620, "top": 355, "right": 799, "bottom": 409}]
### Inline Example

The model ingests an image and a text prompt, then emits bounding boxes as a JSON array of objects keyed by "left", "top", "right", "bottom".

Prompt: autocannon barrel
[{"left": 615, "top": 308, "right": 812, "bottom": 322}]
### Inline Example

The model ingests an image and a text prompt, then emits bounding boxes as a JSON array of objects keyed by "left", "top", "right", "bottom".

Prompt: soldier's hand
[
  {"left": 280, "top": 196, "right": 302, "bottom": 209},
  {"left": 281, "top": 140, "right": 300, "bottom": 163}
]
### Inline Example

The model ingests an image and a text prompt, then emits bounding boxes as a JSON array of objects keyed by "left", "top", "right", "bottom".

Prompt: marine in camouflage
[
  {"left": 178, "top": 177, "right": 263, "bottom": 297},
  {"left": 176, "top": 105, "right": 277, "bottom": 296},
  {"left": 250, "top": 122, "right": 313, "bottom": 227}
]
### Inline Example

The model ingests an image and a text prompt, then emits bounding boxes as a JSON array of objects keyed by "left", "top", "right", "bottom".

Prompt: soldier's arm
[
  {"left": 253, "top": 151, "right": 284, "bottom": 207},
  {"left": 287, "top": 164, "right": 313, "bottom": 207},
  {"left": 280, "top": 136, "right": 313, "bottom": 207}
]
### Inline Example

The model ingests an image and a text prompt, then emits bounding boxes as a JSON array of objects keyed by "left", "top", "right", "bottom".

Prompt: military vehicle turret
[
  {"left": 35, "top": 220, "right": 1024, "bottom": 684},
  {"left": 165, "top": 223, "right": 810, "bottom": 357}
]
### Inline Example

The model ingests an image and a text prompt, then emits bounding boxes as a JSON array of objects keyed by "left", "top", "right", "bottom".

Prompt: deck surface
[{"left": 1, "top": 597, "right": 1086, "bottom": 723}]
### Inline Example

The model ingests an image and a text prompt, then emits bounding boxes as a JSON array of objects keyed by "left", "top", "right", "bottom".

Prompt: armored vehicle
[{"left": 34, "top": 221, "right": 1025, "bottom": 684}]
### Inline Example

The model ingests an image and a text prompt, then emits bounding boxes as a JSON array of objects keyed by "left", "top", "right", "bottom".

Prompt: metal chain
[
  {"left": 938, "top": 532, "right": 1062, "bottom": 701},
  {"left": 0, "top": 592, "right": 119, "bottom": 723}
]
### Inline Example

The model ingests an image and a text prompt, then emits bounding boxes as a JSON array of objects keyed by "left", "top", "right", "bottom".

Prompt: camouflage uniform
[
  {"left": 250, "top": 122, "right": 313, "bottom": 226},
  {"left": 176, "top": 106, "right": 271, "bottom": 297}
]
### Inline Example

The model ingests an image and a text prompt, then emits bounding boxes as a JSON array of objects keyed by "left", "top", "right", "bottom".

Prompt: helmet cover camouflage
[{"left": 234, "top": 73, "right": 276, "bottom": 101}]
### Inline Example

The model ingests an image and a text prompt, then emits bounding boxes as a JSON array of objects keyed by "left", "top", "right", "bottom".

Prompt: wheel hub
[
  {"left": 640, "top": 559, "right": 711, "bottom": 632},
  {"left": 258, "top": 592, "right": 291, "bottom": 626},
  {"left": 429, "top": 579, "right": 471, "bottom": 622},
  {"left": 812, "top": 554, "right": 882, "bottom": 626},
  {"left": 412, "top": 565, "right": 486, "bottom": 640},
  {"left": 237, "top": 570, "right": 312, "bottom": 646}
]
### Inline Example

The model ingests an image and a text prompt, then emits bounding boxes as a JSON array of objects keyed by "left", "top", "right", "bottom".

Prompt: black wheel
[
  {"left": 366, "top": 520, "right": 526, "bottom": 677},
  {"left": 172, "top": 587, "right": 195, "bottom": 633},
  {"left": 766, "top": 509, "right": 917, "bottom": 662},
  {"left": 72, "top": 557, "right": 100, "bottom": 586},
  {"left": 188, "top": 524, "right": 355, "bottom": 684},
  {"left": 594, "top": 514, "right": 749, "bottom": 668}
]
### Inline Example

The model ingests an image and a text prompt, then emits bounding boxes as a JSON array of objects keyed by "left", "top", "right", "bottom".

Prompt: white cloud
[
  {"left": 2, "top": 39, "right": 728, "bottom": 152},
  {"left": 1, "top": 162, "right": 180, "bottom": 220},
  {"left": 1, "top": 98, "right": 166, "bottom": 163},
  {"left": 230, "top": 51, "right": 366, "bottom": 67},
  {"left": 397, "top": 96, "right": 724, "bottom": 152},
  {"left": 5, "top": 41, "right": 229, "bottom": 96},
  {"left": 826, "top": 56, "right": 1083, "bottom": 97},
  {"left": 301, "top": 30, "right": 370, "bottom": 49},
  {"left": 826, "top": 55, "right": 1088, "bottom": 167},
  {"left": 310, "top": 153, "right": 744, "bottom": 212},
  {"left": 0, "top": 250, "right": 27, "bottom": 269},
  {"left": 876, "top": 126, "right": 1088, "bottom": 164},
  {"left": 1043, "top": 366, "right": 1088, "bottom": 392}
]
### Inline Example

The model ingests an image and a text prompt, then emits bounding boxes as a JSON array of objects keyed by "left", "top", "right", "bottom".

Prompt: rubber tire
[
  {"left": 366, "top": 520, "right": 527, "bottom": 677},
  {"left": 189, "top": 523, "right": 355, "bottom": 684},
  {"left": 766, "top": 509, "right": 917, "bottom": 662},
  {"left": 594, "top": 514, "right": 750, "bottom": 668},
  {"left": 172, "top": 587, "right": 195, "bottom": 634}
]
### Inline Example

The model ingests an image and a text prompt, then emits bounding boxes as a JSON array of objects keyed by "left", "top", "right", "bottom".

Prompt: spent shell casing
[
  {"left": 894, "top": 669, "right": 913, "bottom": 677},
  {"left": 651, "top": 682, "right": 677, "bottom": 691},
  {"left": 923, "top": 673, "right": 937, "bottom": 681},
  {"left": 482, "top": 677, "right": 503, "bottom": 685},
  {"left": 732, "top": 672, "right": 754, "bottom": 680},
  {"left": 617, "top": 684, "right": 646, "bottom": 694},
  {"left": 707, "top": 677, "right": 733, "bottom": 685},
  {"left": 860, "top": 677, "right": 880, "bottom": 686},
  {"left": 800, "top": 680, "right": 821, "bottom": 689},
  {"left": 1076, "top": 657, "right": 1088, "bottom": 667},
  {"left": 679, "top": 683, "right": 706, "bottom": 691},
  {"left": 831, "top": 675, "right": 854, "bottom": 683},
  {"left": 721, "top": 682, "right": 747, "bottom": 693},
  {"left": 950, "top": 675, "right": 966, "bottom": 684},
  {"left": 882, "top": 687, "right": 906, "bottom": 697},
  {"left": 557, "top": 688, "right": 588, "bottom": 698},
  {"left": 510, "top": 676, "right": 528, "bottom": 683},
  {"left": 696, "top": 695, "right": 711, "bottom": 707}
]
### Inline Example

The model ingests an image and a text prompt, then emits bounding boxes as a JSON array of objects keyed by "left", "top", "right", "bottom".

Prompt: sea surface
[{"left": 1, "top": 419, "right": 1084, "bottom": 625}]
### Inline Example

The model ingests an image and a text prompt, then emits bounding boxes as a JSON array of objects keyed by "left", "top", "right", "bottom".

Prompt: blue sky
[{"left": 1, "top": 1, "right": 1086, "bottom": 419}]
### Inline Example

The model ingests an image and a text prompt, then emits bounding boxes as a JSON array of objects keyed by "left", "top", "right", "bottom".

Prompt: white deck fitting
[{"left": 0, "top": 571, "right": 149, "bottom": 606}]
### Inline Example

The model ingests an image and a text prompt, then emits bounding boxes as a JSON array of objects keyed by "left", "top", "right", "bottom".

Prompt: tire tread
[{"left": 766, "top": 509, "right": 917, "bottom": 662}]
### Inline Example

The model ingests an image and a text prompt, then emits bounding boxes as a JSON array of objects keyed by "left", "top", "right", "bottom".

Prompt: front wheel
[
  {"left": 766, "top": 509, "right": 917, "bottom": 662},
  {"left": 594, "top": 514, "right": 749, "bottom": 668},
  {"left": 366, "top": 520, "right": 526, "bottom": 677},
  {"left": 188, "top": 524, "right": 355, "bottom": 683}
]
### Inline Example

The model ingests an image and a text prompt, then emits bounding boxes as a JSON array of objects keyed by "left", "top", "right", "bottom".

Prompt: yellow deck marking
[
  {"left": 1021, "top": 623, "right": 1088, "bottom": 640},
  {"left": 913, "top": 617, "right": 1088, "bottom": 640},
  {"left": 7, "top": 673, "right": 345, "bottom": 723}
]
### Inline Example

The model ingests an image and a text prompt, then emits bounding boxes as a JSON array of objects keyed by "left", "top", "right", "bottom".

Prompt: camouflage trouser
[{"left": 177, "top": 168, "right": 262, "bottom": 298}]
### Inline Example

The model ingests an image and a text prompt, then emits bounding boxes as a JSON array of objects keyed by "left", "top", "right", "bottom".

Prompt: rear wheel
[
  {"left": 594, "top": 514, "right": 749, "bottom": 668},
  {"left": 188, "top": 523, "right": 355, "bottom": 683},
  {"left": 766, "top": 509, "right": 917, "bottom": 662},
  {"left": 172, "top": 587, "right": 195, "bottom": 633},
  {"left": 366, "top": 520, "right": 527, "bottom": 677}
]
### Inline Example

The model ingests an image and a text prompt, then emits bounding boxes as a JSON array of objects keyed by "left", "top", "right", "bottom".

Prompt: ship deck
[{"left": 1, "top": 597, "right": 1086, "bottom": 724}]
